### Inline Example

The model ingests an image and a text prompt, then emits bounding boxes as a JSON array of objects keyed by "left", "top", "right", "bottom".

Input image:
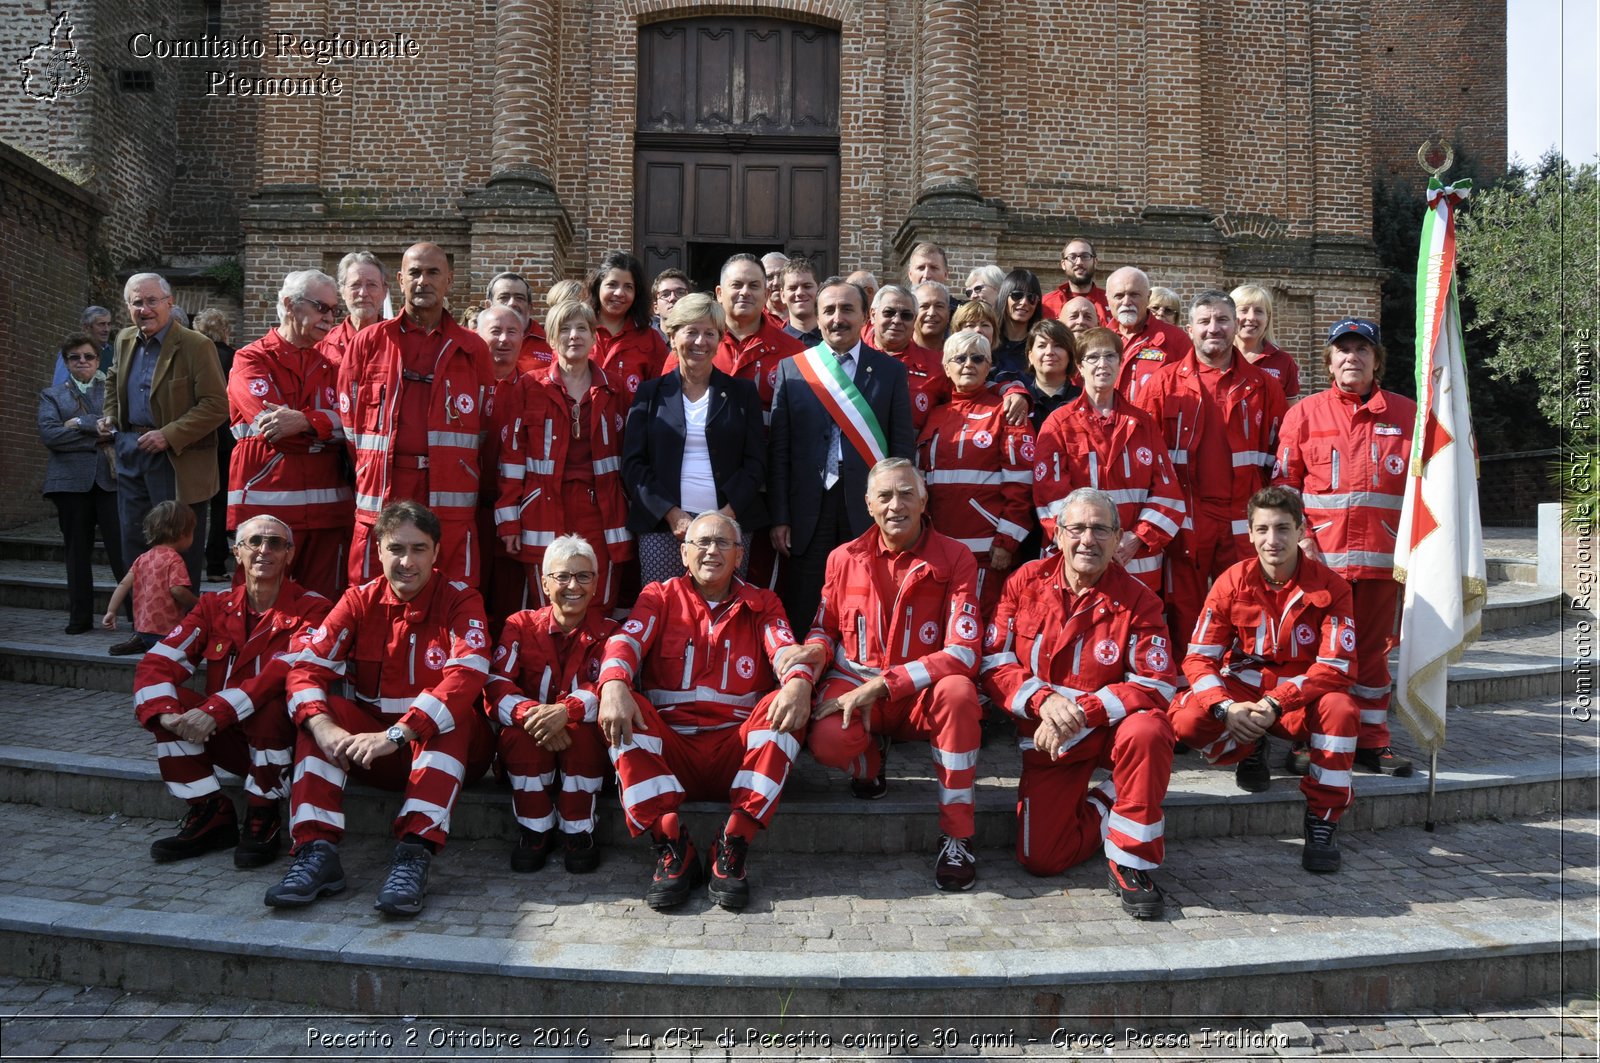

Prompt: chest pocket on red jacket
[
  {"left": 349, "top": 622, "right": 392, "bottom": 699},
  {"left": 203, "top": 633, "right": 239, "bottom": 685},
  {"left": 838, "top": 608, "right": 870, "bottom": 664},
  {"left": 654, "top": 633, "right": 693, "bottom": 688}
]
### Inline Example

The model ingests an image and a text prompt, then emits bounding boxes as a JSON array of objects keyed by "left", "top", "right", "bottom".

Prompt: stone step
[
  {"left": 0, "top": 530, "right": 112, "bottom": 568},
  {"left": 1487, "top": 555, "right": 1539, "bottom": 584},
  {"left": 0, "top": 680, "right": 1590, "bottom": 854},
  {"left": 0, "top": 559, "right": 232, "bottom": 617},
  {"left": 0, "top": 800, "right": 1591, "bottom": 1023}
]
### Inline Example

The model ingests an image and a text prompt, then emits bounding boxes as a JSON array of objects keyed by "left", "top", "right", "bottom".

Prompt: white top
[{"left": 679, "top": 390, "right": 718, "bottom": 514}]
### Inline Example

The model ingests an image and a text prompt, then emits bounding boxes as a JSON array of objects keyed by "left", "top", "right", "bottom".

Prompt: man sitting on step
[
  {"left": 1167, "top": 486, "right": 1360, "bottom": 873},
  {"left": 133, "top": 514, "right": 331, "bottom": 868},
  {"left": 981, "top": 487, "right": 1178, "bottom": 919}
]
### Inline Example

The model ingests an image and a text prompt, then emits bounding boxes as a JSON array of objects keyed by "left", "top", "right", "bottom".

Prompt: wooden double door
[{"left": 635, "top": 17, "right": 840, "bottom": 293}]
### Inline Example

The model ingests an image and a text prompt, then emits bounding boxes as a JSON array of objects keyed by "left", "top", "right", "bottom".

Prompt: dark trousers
[
  {"left": 781, "top": 482, "right": 846, "bottom": 634},
  {"left": 205, "top": 438, "right": 232, "bottom": 577},
  {"left": 49, "top": 487, "right": 128, "bottom": 626},
  {"left": 116, "top": 454, "right": 207, "bottom": 595}
]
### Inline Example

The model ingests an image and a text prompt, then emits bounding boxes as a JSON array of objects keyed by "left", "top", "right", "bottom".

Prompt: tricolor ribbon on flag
[{"left": 1392, "top": 176, "right": 1488, "bottom": 754}]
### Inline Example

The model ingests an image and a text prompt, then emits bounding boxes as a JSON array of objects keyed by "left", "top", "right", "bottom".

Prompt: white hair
[
  {"left": 122, "top": 273, "right": 172, "bottom": 302},
  {"left": 236, "top": 513, "right": 295, "bottom": 547},
  {"left": 543, "top": 533, "right": 597, "bottom": 573},
  {"left": 335, "top": 251, "right": 385, "bottom": 288},
  {"left": 276, "top": 269, "right": 337, "bottom": 325}
]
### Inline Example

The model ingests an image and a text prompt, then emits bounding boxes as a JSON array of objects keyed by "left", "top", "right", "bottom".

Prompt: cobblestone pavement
[{"left": 0, "top": 975, "right": 1594, "bottom": 1059}]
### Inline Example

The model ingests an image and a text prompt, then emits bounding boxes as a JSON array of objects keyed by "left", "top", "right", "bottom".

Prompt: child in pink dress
[{"left": 103, "top": 500, "right": 198, "bottom": 656}]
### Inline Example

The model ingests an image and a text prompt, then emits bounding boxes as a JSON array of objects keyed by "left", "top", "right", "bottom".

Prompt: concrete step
[
  {"left": 0, "top": 559, "right": 232, "bottom": 617},
  {"left": 0, "top": 680, "right": 1590, "bottom": 854},
  {"left": 1487, "top": 555, "right": 1539, "bottom": 584},
  {"left": 0, "top": 530, "right": 112, "bottom": 568},
  {"left": 0, "top": 800, "right": 1591, "bottom": 1023}
]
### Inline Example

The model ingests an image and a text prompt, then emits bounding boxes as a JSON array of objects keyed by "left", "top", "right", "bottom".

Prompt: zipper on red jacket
[{"left": 408, "top": 633, "right": 417, "bottom": 686}]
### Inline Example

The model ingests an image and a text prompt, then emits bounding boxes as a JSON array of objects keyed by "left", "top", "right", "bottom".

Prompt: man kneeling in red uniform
[
  {"left": 598, "top": 512, "right": 814, "bottom": 911},
  {"left": 269, "top": 501, "right": 494, "bottom": 915},
  {"left": 982, "top": 488, "right": 1178, "bottom": 918},
  {"left": 1168, "top": 486, "right": 1359, "bottom": 872}
]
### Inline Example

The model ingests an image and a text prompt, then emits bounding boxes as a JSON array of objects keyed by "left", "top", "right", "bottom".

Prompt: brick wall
[{"left": 0, "top": 142, "right": 101, "bottom": 528}]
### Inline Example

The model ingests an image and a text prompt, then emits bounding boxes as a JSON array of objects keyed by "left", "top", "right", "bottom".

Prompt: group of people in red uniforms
[{"left": 126, "top": 237, "right": 1417, "bottom": 923}]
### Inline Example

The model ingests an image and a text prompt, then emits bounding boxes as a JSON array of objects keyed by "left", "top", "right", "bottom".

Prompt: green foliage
[
  {"left": 1373, "top": 148, "right": 1564, "bottom": 454},
  {"left": 204, "top": 258, "right": 245, "bottom": 302},
  {"left": 1456, "top": 152, "right": 1598, "bottom": 430}
]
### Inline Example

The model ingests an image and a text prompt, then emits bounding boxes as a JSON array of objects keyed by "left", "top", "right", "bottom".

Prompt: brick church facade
[{"left": 1, "top": 0, "right": 1505, "bottom": 520}]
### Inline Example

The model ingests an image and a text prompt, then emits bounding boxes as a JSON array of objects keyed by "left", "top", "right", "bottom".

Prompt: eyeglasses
[
  {"left": 1006, "top": 291, "right": 1039, "bottom": 302},
  {"left": 240, "top": 534, "right": 290, "bottom": 551},
  {"left": 544, "top": 570, "right": 595, "bottom": 585},
  {"left": 65, "top": 352, "right": 98, "bottom": 363},
  {"left": 1079, "top": 351, "right": 1119, "bottom": 364},
  {"left": 963, "top": 287, "right": 985, "bottom": 297},
  {"left": 687, "top": 536, "right": 736, "bottom": 552},
  {"left": 297, "top": 297, "right": 339, "bottom": 315},
  {"left": 877, "top": 308, "right": 915, "bottom": 321},
  {"left": 946, "top": 354, "right": 990, "bottom": 366},
  {"left": 1064, "top": 253, "right": 1096, "bottom": 263},
  {"left": 126, "top": 297, "right": 169, "bottom": 309},
  {"left": 1061, "top": 523, "right": 1116, "bottom": 540}
]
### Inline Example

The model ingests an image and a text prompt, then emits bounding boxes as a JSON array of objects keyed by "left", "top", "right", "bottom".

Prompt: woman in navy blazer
[
  {"left": 38, "top": 333, "right": 127, "bottom": 634},
  {"left": 622, "top": 294, "right": 768, "bottom": 585}
]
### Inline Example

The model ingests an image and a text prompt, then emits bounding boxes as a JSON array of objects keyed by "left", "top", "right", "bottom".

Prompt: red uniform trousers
[
  {"left": 523, "top": 481, "right": 617, "bottom": 612},
  {"left": 807, "top": 674, "right": 981, "bottom": 839},
  {"left": 150, "top": 686, "right": 296, "bottom": 804},
  {"left": 609, "top": 691, "right": 804, "bottom": 836},
  {"left": 1016, "top": 710, "right": 1173, "bottom": 875},
  {"left": 497, "top": 721, "right": 609, "bottom": 834},
  {"left": 1168, "top": 677, "right": 1358, "bottom": 821},
  {"left": 288, "top": 695, "right": 493, "bottom": 850},
  {"left": 476, "top": 504, "right": 529, "bottom": 632},
  {"left": 1350, "top": 577, "right": 1402, "bottom": 749},
  {"left": 348, "top": 465, "right": 478, "bottom": 587},
  {"left": 1164, "top": 499, "right": 1247, "bottom": 658}
]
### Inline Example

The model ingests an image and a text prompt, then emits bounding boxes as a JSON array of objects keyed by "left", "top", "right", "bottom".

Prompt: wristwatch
[
  {"left": 1210, "top": 699, "right": 1233, "bottom": 721},
  {"left": 385, "top": 725, "right": 410, "bottom": 749}
]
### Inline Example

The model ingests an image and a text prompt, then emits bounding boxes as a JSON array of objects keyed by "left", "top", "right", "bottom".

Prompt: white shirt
[{"left": 679, "top": 390, "right": 718, "bottom": 514}]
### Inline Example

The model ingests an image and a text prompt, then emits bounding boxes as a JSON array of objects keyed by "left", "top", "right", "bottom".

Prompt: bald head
[{"left": 399, "top": 243, "right": 453, "bottom": 324}]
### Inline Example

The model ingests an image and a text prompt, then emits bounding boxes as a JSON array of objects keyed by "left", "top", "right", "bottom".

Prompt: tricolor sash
[{"left": 794, "top": 344, "right": 888, "bottom": 467}]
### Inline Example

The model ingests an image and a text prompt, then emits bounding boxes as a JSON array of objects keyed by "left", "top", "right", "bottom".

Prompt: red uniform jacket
[
  {"left": 286, "top": 573, "right": 492, "bottom": 742},
  {"left": 981, "top": 558, "right": 1175, "bottom": 739},
  {"left": 805, "top": 525, "right": 982, "bottom": 701},
  {"left": 1273, "top": 386, "right": 1417, "bottom": 580},
  {"left": 338, "top": 311, "right": 494, "bottom": 527},
  {"left": 1042, "top": 283, "right": 1109, "bottom": 323},
  {"left": 485, "top": 606, "right": 618, "bottom": 728},
  {"left": 1136, "top": 352, "right": 1287, "bottom": 559},
  {"left": 318, "top": 318, "right": 369, "bottom": 372},
  {"left": 1116, "top": 316, "right": 1195, "bottom": 405},
  {"left": 593, "top": 320, "right": 668, "bottom": 398},
  {"left": 709, "top": 317, "right": 805, "bottom": 419},
  {"left": 517, "top": 327, "right": 553, "bottom": 377},
  {"left": 915, "top": 390, "right": 1036, "bottom": 557},
  {"left": 134, "top": 581, "right": 331, "bottom": 731},
  {"left": 1243, "top": 341, "right": 1301, "bottom": 398},
  {"left": 227, "top": 331, "right": 353, "bottom": 530},
  {"left": 598, "top": 576, "right": 803, "bottom": 734},
  {"left": 1183, "top": 555, "right": 1356, "bottom": 712},
  {"left": 1032, "top": 393, "right": 1184, "bottom": 589},
  {"left": 480, "top": 373, "right": 521, "bottom": 509},
  {"left": 496, "top": 364, "right": 632, "bottom": 563}
]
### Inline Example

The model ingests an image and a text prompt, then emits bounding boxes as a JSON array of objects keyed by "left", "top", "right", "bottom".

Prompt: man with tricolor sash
[{"left": 769, "top": 277, "right": 915, "bottom": 631}]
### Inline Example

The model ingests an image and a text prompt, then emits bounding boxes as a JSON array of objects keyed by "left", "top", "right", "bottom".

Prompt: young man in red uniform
[
  {"left": 598, "top": 511, "right": 814, "bottom": 912},
  {"left": 134, "top": 515, "right": 331, "bottom": 868},
  {"left": 270, "top": 501, "right": 495, "bottom": 915},
  {"left": 1040, "top": 238, "right": 1109, "bottom": 322},
  {"left": 485, "top": 534, "right": 616, "bottom": 873},
  {"left": 338, "top": 242, "right": 495, "bottom": 589},
  {"left": 795, "top": 459, "right": 986, "bottom": 892},
  {"left": 1137, "top": 290, "right": 1287, "bottom": 655},
  {"left": 228, "top": 269, "right": 354, "bottom": 599},
  {"left": 982, "top": 488, "right": 1178, "bottom": 918},
  {"left": 1273, "top": 317, "right": 1417, "bottom": 777},
  {"left": 1167, "top": 487, "right": 1360, "bottom": 872},
  {"left": 1105, "top": 267, "right": 1194, "bottom": 405}
]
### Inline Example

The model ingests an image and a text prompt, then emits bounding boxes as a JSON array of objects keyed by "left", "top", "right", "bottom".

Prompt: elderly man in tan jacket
[{"left": 101, "top": 272, "right": 229, "bottom": 592}]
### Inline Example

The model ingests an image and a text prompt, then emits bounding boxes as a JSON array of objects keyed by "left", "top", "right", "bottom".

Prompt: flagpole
[{"left": 1425, "top": 751, "right": 1438, "bottom": 832}]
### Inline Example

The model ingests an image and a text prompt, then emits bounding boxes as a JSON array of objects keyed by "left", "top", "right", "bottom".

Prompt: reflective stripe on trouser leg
[
  {"left": 729, "top": 692, "right": 807, "bottom": 828},
  {"left": 498, "top": 725, "right": 559, "bottom": 831},
  {"left": 608, "top": 693, "right": 687, "bottom": 837},
  {"left": 919, "top": 674, "right": 982, "bottom": 839},
  {"left": 1294, "top": 694, "right": 1358, "bottom": 822},
  {"left": 556, "top": 723, "right": 610, "bottom": 833},
  {"left": 1351, "top": 577, "right": 1401, "bottom": 748},
  {"left": 1101, "top": 711, "right": 1173, "bottom": 870}
]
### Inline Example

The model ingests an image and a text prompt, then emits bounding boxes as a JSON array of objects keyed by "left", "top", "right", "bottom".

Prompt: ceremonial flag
[{"left": 1392, "top": 177, "right": 1488, "bottom": 752}]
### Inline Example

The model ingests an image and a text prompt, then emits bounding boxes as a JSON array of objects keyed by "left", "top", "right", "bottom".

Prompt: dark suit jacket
[
  {"left": 622, "top": 367, "right": 768, "bottom": 535},
  {"left": 768, "top": 341, "right": 914, "bottom": 556}
]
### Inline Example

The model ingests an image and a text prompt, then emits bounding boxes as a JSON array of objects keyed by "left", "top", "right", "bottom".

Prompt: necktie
[{"left": 823, "top": 351, "right": 854, "bottom": 490}]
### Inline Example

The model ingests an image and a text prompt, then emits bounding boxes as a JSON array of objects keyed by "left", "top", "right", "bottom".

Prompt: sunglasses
[
  {"left": 1006, "top": 291, "right": 1039, "bottom": 302},
  {"left": 877, "top": 308, "right": 916, "bottom": 321},
  {"left": 947, "top": 354, "right": 991, "bottom": 366},
  {"left": 240, "top": 534, "right": 290, "bottom": 551},
  {"left": 297, "top": 297, "right": 339, "bottom": 315}
]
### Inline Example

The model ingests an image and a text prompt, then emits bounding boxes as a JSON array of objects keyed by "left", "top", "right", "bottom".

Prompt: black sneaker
[
  {"left": 1285, "top": 743, "right": 1310, "bottom": 777},
  {"left": 510, "top": 827, "right": 554, "bottom": 873},
  {"left": 1106, "top": 861, "right": 1165, "bottom": 920},
  {"left": 707, "top": 833, "right": 751, "bottom": 911},
  {"left": 563, "top": 831, "right": 600, "bottom": 874},
  {"left": 233, "top": 804, "right": 283, "bottom": 868},
  {"left": 850, "top": 734, "right": 891, "bottom": 800},
  {"left": 934, "top": 834, "right": 977, "bottom": 892},
  {"left": 150, "top": 795, "right": 237, "bottom": 863},
  {"left": 375, "top": 840, "right": 433, "bottom": 916},
  {"left": 1235, "top": 737, "right": 1271, "bottom": 793},
  {"left": 1302, "top": 812, "right": 1341, "bottom": 873},
  {"left": 264, "top": 840, "right": 346, "bottom": 907},
  {"left": 1354, "top": 746, "right": 1414, "bottom": 777},
  {"left": 645, "top": 829, "right": 703, "bottom": 910}
]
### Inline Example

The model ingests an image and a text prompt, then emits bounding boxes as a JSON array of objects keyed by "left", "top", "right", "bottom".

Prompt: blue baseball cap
[{"left": 1327, "top": 317, "right": 1381, "bottom": 346}]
